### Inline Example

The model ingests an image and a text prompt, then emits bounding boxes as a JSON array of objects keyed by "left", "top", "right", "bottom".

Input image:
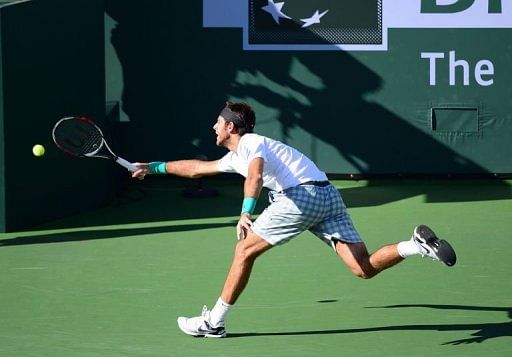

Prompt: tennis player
[{"left": 132, "top": 102, "right": 456, "bottom": 338}]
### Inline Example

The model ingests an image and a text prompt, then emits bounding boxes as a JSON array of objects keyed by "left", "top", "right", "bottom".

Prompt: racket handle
[{"left": 116, "top": 157, "right": 139, "bottom": 172}]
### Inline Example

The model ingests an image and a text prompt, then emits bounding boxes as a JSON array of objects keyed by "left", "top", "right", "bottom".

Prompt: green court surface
[{"left": 1, "top": 179, "right": 511, "bottom": 356}]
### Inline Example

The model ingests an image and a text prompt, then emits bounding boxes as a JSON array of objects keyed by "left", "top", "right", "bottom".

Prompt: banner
[{"left": 203, "top": 0, "right": 512, "bottom": 50}]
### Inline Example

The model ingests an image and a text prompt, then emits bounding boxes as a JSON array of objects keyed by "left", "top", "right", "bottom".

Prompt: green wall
[
  {"left": 1, "top": 0, "right": 510, "bottom": 230},
  {"left": 105, "top": 0, "right": 512, "bottom": 175},
  {"left": 0, "top": 0, "right": 107, "bottom": 231}
]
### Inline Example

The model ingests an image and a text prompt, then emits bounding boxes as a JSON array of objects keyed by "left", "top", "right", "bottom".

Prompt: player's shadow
[
  {"left": 0, "top": 222, "right": 231, "bottom": 247},
  {"left": 224, "top": 54, "right": 512, "bottom": 203},
  {"left": 374, "top": 304, "right": 512, "bottom": 345},
  {"left": 229, "top": 304, "right": 512, "bottom": 345},
  {"left": 105, "top": 0, "right": 510, "bottom": 211}
]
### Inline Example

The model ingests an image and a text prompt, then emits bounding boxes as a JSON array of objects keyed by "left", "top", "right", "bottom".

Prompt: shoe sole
[
  {"left": 436, "top": 239, "right": 457, "bottom": 267},
  {"left": 415, "top": 225, "right": 457, "bottom": 267},
  {"left": 177, "top": 319, "right": 227, "bottom": 338}
]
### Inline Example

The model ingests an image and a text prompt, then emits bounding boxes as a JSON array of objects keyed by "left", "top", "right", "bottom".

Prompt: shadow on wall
[{"left": 104, "top": 0, "right": 511, "bottom": 205}]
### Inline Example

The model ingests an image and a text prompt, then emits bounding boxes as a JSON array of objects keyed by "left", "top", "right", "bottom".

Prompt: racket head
[{"left": 52, "top": 116, "right": 105, "bottom": 157}]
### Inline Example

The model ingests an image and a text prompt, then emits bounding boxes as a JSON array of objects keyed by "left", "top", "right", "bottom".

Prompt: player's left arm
[
  {"left": 237, "top": 157, "right": 264, "bottom": 239},
  {"left": 244, "top": 157, "right": 264, "bottom": 199}
]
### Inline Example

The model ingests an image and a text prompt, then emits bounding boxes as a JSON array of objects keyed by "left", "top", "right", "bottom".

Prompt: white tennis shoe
[
  {"left": 177, "top": 306, "right": 227, "bottom": 338},
  {"left": 412, "top": 225, "right": 457, "bottom": 267}
]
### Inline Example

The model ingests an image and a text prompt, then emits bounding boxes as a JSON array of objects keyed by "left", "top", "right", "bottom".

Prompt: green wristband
[
  {"left": 241, "top": 197, "right": 257, "bottom": 215},
  {"left": 148, "top": 162, "right": 167, "bottom": 174}
]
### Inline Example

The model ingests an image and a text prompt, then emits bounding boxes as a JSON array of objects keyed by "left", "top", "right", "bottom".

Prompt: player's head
[{"left": 219, "top": 102, "right": 256, "bottom": 136}]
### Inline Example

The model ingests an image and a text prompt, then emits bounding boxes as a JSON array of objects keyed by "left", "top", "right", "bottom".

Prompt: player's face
[{"left": 213, "top": 116, "right": 230, "bottom": 147}]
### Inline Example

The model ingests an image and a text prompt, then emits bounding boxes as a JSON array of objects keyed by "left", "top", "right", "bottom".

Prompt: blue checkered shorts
[{"left": 252, "top": 184, "right": 363, "bottom": 249}]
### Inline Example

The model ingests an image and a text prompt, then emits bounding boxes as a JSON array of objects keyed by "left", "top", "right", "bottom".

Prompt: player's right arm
[{"left": 132, "top": 160, "right": 221, "bottom": 180}]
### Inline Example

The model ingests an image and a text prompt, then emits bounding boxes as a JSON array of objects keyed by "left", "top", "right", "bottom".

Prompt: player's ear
[{"left": 227, "top": 121, "right": 237, "bottom": 133}]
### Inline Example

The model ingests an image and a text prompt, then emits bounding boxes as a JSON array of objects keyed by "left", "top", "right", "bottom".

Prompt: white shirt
[{"left": 217, "top": 133, "right": 328, "bottom": 192}]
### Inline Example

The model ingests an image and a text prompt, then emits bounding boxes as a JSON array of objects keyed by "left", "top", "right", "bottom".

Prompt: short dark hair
[{"left": 225, "top": 101, "right": 255, "bottom": 135}]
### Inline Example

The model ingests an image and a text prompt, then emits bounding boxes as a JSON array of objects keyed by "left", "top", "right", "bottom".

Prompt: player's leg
[
  {"left": 177, "top": 187, "right": 322, "bottom": 338},
  {"left": 177, "top": 232, "right": 272, "bottom": 338},
  {"left": 334, "top": 224, "right": 457, "bottom": 279},
  {"left": 334, "top": 241, "right": 403, "bottom": 279},
  {"left": 220, "top": 231, "right": 273, "bottom": 304},
  {"left": 311, "top": 186, "right": 456, "bottom": 278}
]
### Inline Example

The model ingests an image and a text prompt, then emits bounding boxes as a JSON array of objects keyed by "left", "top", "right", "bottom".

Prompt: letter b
[{"left": 421, "top": 0, "right": 502, "bottom": 14}]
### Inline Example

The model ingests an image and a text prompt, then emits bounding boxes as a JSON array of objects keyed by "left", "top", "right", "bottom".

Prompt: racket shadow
[{"left": 0, "top": 222, "right": 232, "bottom": 247}]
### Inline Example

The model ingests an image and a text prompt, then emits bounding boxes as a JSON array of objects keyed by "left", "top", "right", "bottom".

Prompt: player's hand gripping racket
[{"left": 52, "top": 116, "right": 138, "bottom": 172}]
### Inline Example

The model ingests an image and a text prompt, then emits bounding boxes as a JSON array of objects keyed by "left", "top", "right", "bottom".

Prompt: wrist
[
  {"left": 148, "top": 162, "right": 167, "bottom": 174},
  {"left": 241, "top": 197, "right": 257, "bottom": 215}
]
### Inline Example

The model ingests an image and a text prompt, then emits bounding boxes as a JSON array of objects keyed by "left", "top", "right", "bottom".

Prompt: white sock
[
  {"left": 397, "top": 239, "right": 420, "bottom": 258},
  {"left": 209, "top": 297, "right": 233, "bottom": 326}
]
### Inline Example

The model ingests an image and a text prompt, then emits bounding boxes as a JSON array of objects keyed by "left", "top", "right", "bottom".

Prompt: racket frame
[{"left": 52, "top": 115, "right": 138, "bottom": 172}]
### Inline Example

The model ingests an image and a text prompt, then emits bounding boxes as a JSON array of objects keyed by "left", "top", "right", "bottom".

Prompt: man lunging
[{"left": 132, "top": 102, "right": 456, "bottom": 338}]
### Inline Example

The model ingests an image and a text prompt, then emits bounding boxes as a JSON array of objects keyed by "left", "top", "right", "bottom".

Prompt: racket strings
[
  {"left": 79, "top": 130, "right": 103, "bottom": 155},
  {"left": 53, "top": 119, "right": 104, "bottom": 156}
]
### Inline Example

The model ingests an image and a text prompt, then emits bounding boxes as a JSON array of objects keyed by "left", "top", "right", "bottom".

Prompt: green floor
[{"left": 1, "top": 179, "right": 511, "bottom": 356}]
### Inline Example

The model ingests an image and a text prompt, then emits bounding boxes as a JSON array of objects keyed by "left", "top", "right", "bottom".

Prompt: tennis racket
[{"left": 52, "top": 115, "right": 138, "bottom": 172}]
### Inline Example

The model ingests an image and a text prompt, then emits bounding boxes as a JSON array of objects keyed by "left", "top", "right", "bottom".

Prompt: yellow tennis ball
[{"left": 32, "top": 144, "right": 45, "bottom": 157}]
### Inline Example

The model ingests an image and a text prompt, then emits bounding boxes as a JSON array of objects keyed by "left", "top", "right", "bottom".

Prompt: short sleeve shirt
[{"left": 217, "top": 134, "right": 327, "bottom": 192}]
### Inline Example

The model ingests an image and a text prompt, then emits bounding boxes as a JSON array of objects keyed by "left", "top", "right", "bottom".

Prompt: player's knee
[
  {"left": 234, "top": 241, "right": 258, "bottom": 263},
  {"left": 350, "top": 265, "right": 377, "bottom": 279},
  {"left": 233, "top": 232, "right": 273, "bottom": 263}
]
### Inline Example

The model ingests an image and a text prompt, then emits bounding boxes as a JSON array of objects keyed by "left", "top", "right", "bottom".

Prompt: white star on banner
[
  {"left": 300, "top": 9, "right": 329, "bottom": 28},
  {"left": 261, "top": 0, "right": 291, "bottom": 25}
]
